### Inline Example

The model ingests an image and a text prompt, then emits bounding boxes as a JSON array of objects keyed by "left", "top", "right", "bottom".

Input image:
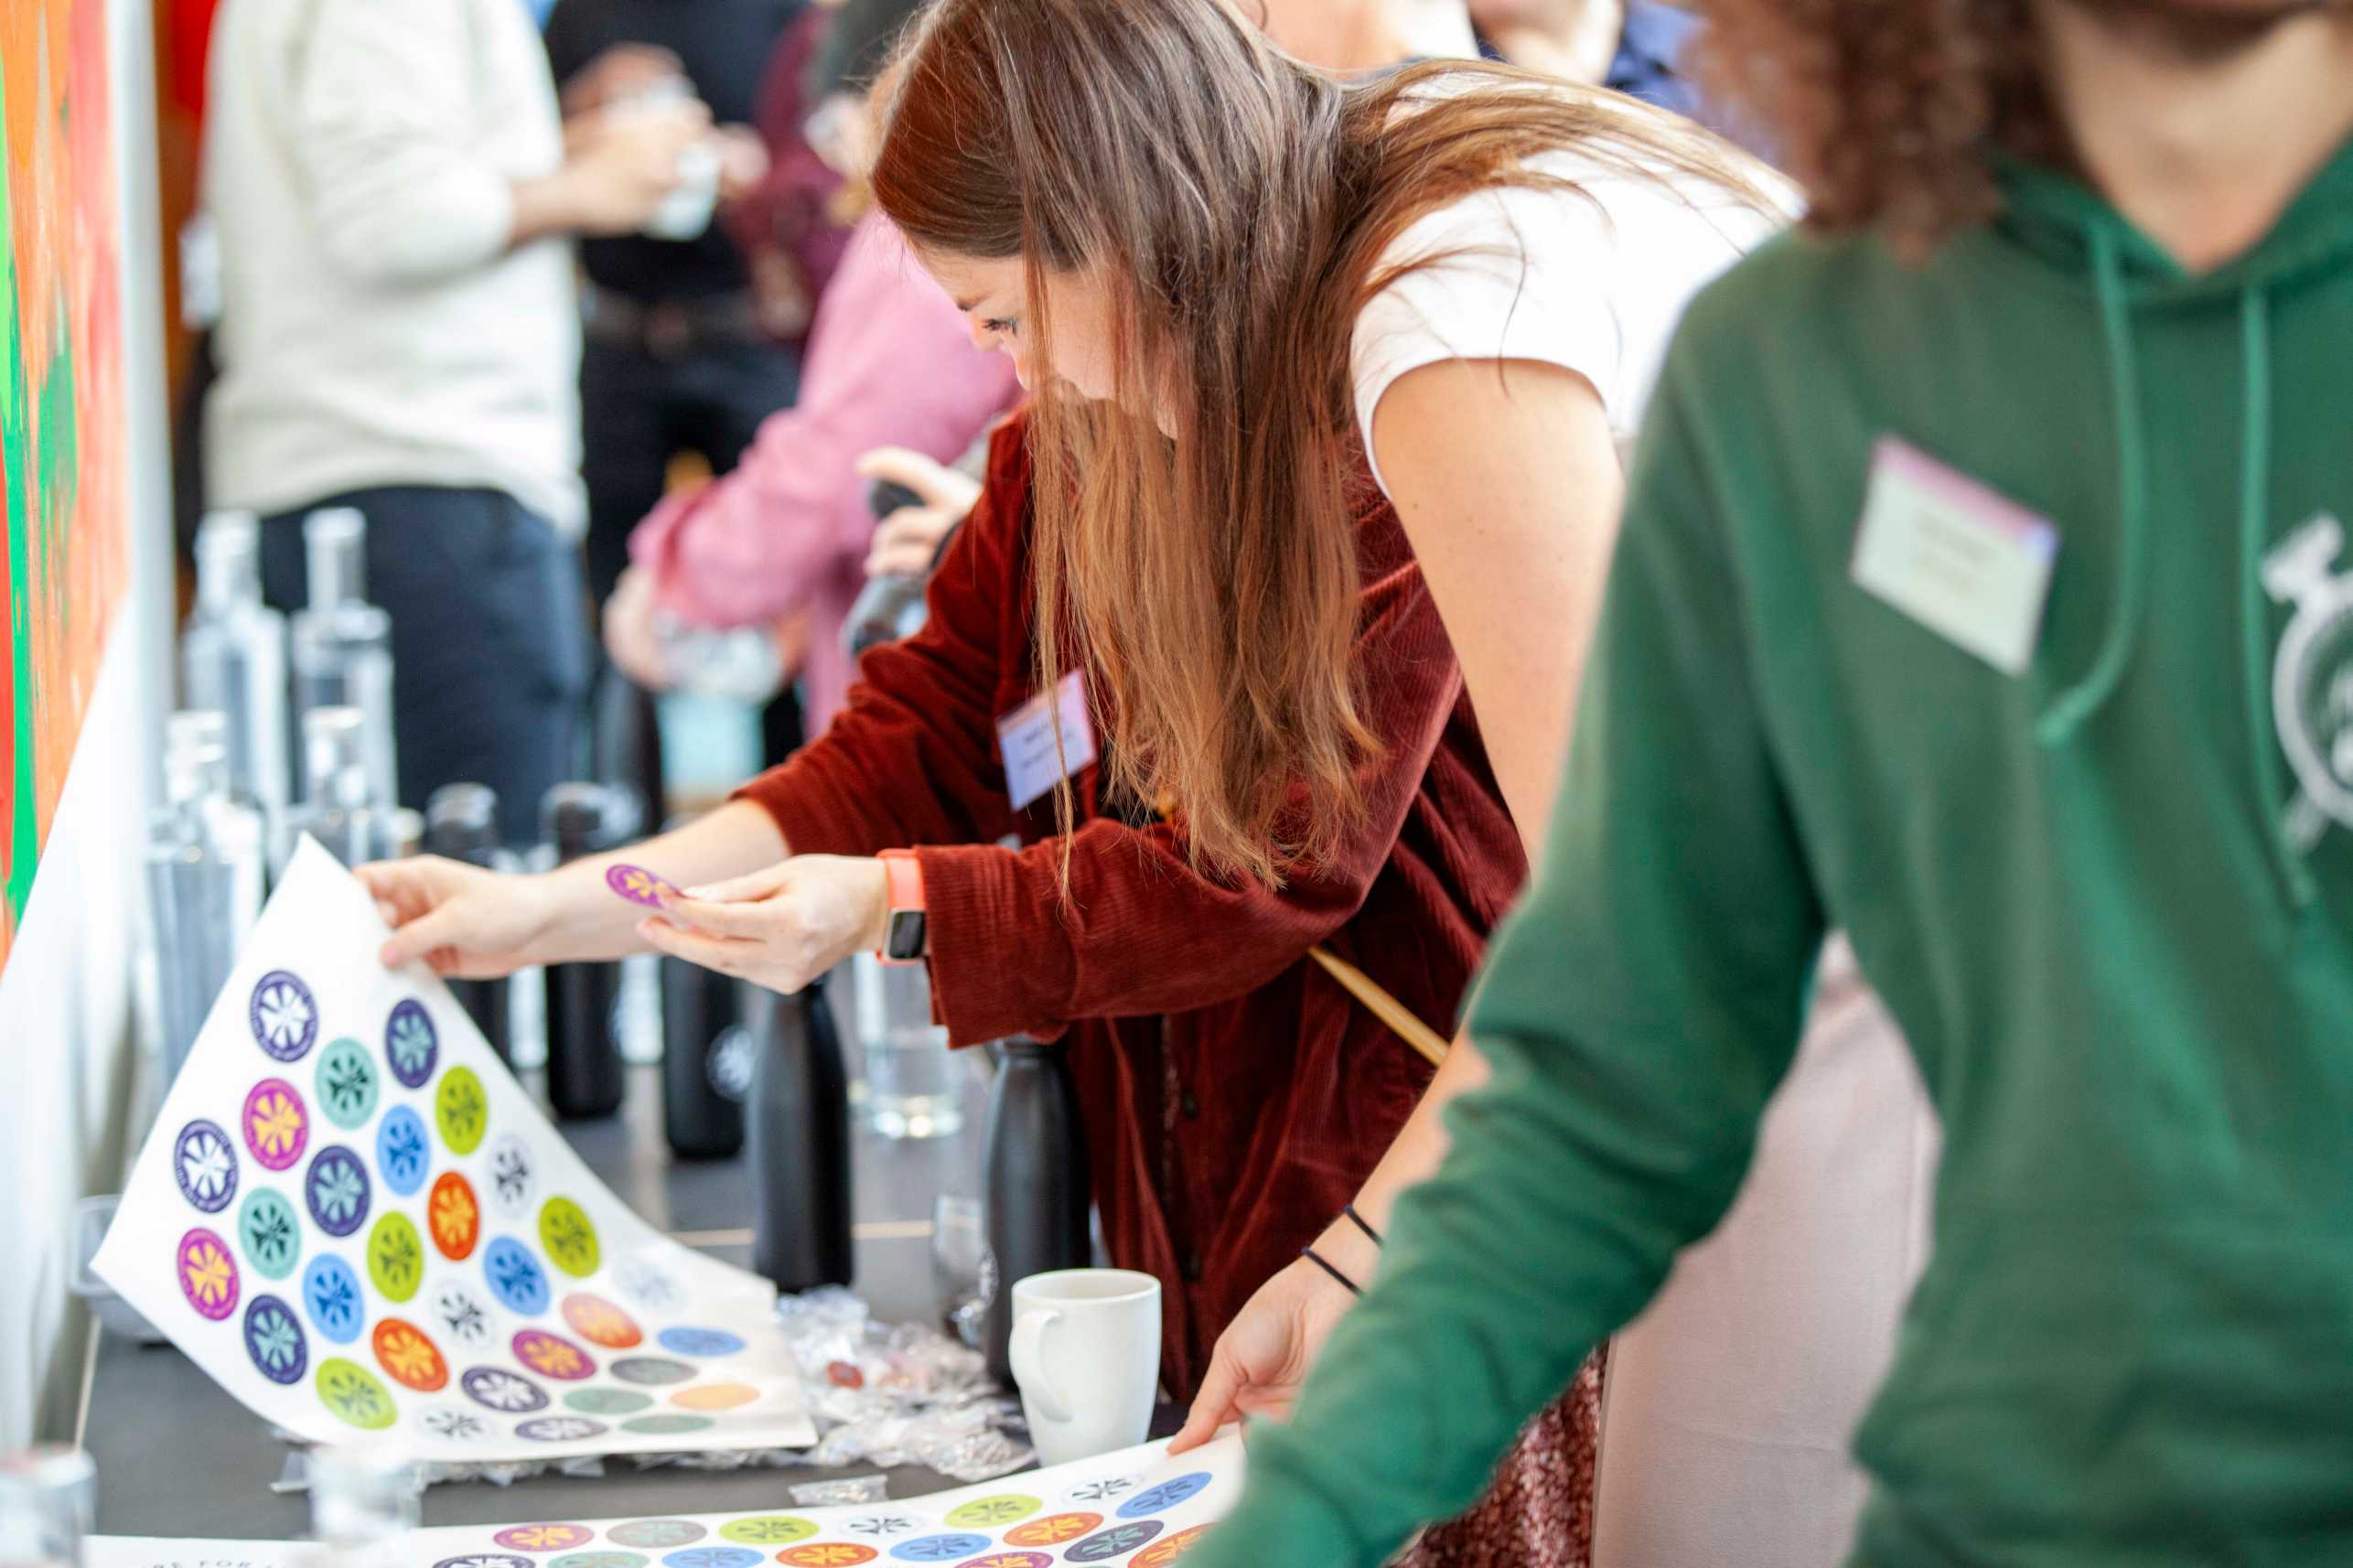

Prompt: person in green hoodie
[{"left": 1182, "top": 3, "right": 2353, "bottom": 1565}]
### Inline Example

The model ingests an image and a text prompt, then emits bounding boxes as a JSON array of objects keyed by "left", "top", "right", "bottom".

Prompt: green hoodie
[{"left": 1188, "top": 136, "right": 2353, "bottom": 1568}]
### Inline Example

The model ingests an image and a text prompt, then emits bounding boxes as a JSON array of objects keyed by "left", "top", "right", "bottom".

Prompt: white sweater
[{"left": 203, "top": 0, "right": 586, "bottom": 534}]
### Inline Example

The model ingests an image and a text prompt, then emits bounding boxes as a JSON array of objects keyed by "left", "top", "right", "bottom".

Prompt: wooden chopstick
[{"left": 1308, "top": 947, "right": 1452, "bottom": 1068}]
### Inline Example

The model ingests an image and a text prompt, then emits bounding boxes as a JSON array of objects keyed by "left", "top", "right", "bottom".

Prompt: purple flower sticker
[
  {"left": 607, "top": 865, "right": 682, "bottom": 908},
  {"left": 174, "top": 1119, "right": 239, "bottom": 1213},
  {"left": 243, "top": 1294, "right": 307, "bottom": 1384},
  {"left": 250, "top": 971, "right": 319, "bottom": 1062},
  {"left": 177, "top": 1228, "right": 241, "bottom": 1321},
  {"left": 385, "top": 999, "right": 439, "bottom": 1089}
]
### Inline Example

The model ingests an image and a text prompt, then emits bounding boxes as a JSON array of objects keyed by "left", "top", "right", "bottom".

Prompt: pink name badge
[{"left": 1850, "top": 436, "right": 2060, "bottom": 675}]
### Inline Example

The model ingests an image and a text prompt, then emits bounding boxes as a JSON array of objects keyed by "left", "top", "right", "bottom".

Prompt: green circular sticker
[
  {"left": 538, "top": 1197, "right": 601, "bottom": 1277},
  {"left": 236, "top": 1188, "right": 302, "bottom": 1281},
  {"left": 366, "top": 1211, "right": 425, "bottom": 1302},
  {"left": 716, "top": 1517, "right": 817, "bottom": 1546},
  {"left": 315, "top": 1358, "right": 397, "bottom": 1430},
  {"left": 563, "top": 1387, "right": 653, "bottom": 1415},
  {"left": 946, "top": 1495, "right": 1043, "bottom": 1529},
  {"left": 435, "top": 1067, "right": 488, "bottom": 1155},
  {"left": 618, "top": 1413, "right": 713, "bottom": 1435},
  {"left": 314, "top": 1038, "right": 379, "bottom": 1131}
]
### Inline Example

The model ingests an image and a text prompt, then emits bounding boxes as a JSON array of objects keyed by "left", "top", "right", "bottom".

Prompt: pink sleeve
[{"left": 629, "top": 216, "right": 1023, "bottom": 630}]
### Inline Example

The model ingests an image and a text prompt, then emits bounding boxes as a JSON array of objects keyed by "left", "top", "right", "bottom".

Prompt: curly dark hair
[{"left": 1697, "top": 0, "right": 2064, "bottom": 256}]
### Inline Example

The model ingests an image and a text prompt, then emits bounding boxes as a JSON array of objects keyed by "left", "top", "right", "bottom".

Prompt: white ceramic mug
[{"left": 1007, "top": 1268, "right": 1161, "bottom": 1466}]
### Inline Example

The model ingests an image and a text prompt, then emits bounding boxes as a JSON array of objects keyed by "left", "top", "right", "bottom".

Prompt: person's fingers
[
  {"left": 1170, "top": 1348, "right": 1249, "bottom": 1455},
  {"left": 636, "top": 918, "right": 764, "bottom": 974},
  {"left": 379, "top": 903, "right": 473, "bottom": 971},
  {"left": 854, "top": 446, "right": 962, "bottom": 509},
  {"left": 658, "top": 891, "right": 793, "bottom": 940},
  {"left": 865, "top": 540, "right": 938, "bottom": 581},
  {"left": 677, "top": 862, "right": 795, "bottom": 905}
]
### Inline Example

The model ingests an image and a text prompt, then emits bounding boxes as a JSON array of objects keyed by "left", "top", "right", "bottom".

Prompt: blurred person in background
[
  {"left": 606, "top": 0, "right": 1023, "bottom": 734},
  {"left": 203, "top": 0, "right": 707, "bottom": 839},
  {"left": 543, "top": 0, "right": 803, "bottom": 617}
]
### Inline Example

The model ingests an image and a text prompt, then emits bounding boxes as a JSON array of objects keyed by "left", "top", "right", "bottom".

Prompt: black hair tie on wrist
[
  {"left": 1300, "top": 1244, "right": 1363, "bottom": 1297},
  {"left": 1341, "top": 1204, "right": 1384, "bottom": 1247}
]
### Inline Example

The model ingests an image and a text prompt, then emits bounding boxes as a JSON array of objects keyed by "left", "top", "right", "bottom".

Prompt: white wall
[{"left": 0, "top": 0, "right": 174, "bottom": 1445}]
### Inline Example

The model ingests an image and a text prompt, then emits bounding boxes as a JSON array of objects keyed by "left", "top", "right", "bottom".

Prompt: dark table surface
[{"left": 81, "top": 1060, "right": 1012, "bottom": 1537}]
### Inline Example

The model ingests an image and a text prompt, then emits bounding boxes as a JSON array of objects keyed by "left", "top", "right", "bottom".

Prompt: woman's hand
[
  {"left": 857, "top": 447, "right": 983, "bottom": 579},
  {"left": 1168, "top": 1221, "right": 1377, "bottom": 1453},
  {"left": 357, "top": 856, "right": 562, "bottom": 979},
  {"left": 640, "top": 856, "right": 892, "bottom": 993},
  {"left": 603, "top": 566, "right": 676, "bottom": 691}
]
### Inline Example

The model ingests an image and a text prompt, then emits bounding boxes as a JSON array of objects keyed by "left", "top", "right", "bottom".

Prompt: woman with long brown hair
[{"left": 361, "top": 0, "right": 1787, "bottom": 1559}]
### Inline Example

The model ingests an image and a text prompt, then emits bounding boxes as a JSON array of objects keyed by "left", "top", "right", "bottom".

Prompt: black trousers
[
  {"left": 578, "top": 336, "right": 801, "bottom": 606},
  {"left": 579, "top": 332, "right": 808, "bottom": 768},
  {"left": 260, "top": 485, "right": 591, "bottom": 847}
]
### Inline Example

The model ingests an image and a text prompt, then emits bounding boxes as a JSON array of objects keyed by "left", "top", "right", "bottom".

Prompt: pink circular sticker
[
  {"left": 177, "top": 1227, "right": 241, "bottom": 1321},
  {"left": 490, "top": 1523, "right": 595, "bottom": 1552},
  {"left": 242, "top": 1078, "right": 309, "bottom": 1172},
  {"left": 511, "top": 1328, "right": 597, "bottom": 1380}
]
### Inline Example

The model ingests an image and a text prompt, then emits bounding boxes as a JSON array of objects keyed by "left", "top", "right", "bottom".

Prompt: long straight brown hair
[{"left": 871, "top": 0, "right": 1776, "bottom": 885}]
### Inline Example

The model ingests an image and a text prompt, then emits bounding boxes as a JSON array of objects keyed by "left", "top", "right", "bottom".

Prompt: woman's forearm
[{"left": 533, "top": 799, "right": 790, "bottom": 961}]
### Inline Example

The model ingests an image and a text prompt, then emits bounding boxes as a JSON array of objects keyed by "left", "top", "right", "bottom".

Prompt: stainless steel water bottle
[
  {"left": 541, "top": 783, "right": 625, "bottom": 1118},
  {"left": 982, "top": 1037, "right": 1091, "bottom": 1384}
]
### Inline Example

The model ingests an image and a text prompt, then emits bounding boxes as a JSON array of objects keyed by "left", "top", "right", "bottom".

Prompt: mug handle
[{"left": 1007, "top": 1305, "right": 1071, "bottom": 1423}]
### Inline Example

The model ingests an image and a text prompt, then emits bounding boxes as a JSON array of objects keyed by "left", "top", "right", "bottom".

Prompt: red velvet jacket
[{"left": 736, "top": 419, "right": 1527, "bottom": 1396}]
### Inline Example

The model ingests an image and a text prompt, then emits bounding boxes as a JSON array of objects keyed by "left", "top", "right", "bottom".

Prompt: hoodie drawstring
[
  {"left": 2037, "top": 225, "right": 2148, "bottom": 745},
  {"left": 2236, "top": 287, "right": 2315, "bottom": 908}
]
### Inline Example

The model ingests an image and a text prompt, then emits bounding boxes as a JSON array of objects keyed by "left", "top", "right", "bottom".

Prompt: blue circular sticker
[
  {"left": 242, "top": 1294, "right": 308, "bottom": 1385},
  {"left": 173, "top": 1119, "right": 239, "bottom": 1213},
  {"left": 459, "top": 1365, "right": 549, "bottom": 1413},
  {"left": 608, "top": 1357, "right": 696, "bottom": 1386},
  {"left": 483, "top": 1236, "right": 551, "bottom": 1316},
  {"left": 1117, "top": 1473, "right": 1210, "bottom": 1519},
  {"left": 655, "top": 1326, "right": 746, "bottom": 1358},
  {"left": 300, "top": 1255, "right": 365, "bottom": 1345},
  {"left": 304, "top": 1144, "right": 371, "bottom": 1237},
  {"left": 551, "top": 1556, "right": 650, "bottom": 1568},
  {"left": 376, "top": 1106, "right": 430, "bottom": 1197},
  {"left": 250, "top": 971, "right": 319, "bottom": 1062},
  {"left": 385, "top": 999, "right": 440, "bottom": 1089},
  {"left": 888, "top": 1537, "right": 993, "bottom": 1563},
  {"left": 661, "top": 1551, "right": 764, "bottom": 1568},
  {"left": 1064, "top": 1521, "right": 1164, "bottom": 1563}
]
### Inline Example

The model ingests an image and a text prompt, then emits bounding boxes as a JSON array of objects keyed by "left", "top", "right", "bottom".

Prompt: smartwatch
[{"left": 876, "top": 849, "right": 927, "bottom": 965}]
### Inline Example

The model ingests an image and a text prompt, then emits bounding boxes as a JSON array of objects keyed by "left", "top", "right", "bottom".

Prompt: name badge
[
  {"left": 998, "top": 671, "right": 1099, "bottom": 811},
  {"left": 1850, "top": 436, "right": 2058, "bottom": 675}
]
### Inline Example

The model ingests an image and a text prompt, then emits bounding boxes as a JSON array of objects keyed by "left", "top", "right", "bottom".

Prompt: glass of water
[
  {"left": 850, "top": 952, "right": 964, "bottom": 1139},
  {"left": 931, "top": 1195, "right": 991, "bottom": 1347}
]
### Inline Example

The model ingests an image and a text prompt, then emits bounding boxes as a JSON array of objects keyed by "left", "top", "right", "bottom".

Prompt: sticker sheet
[
  {"left": 93, "top": 840, "right": 818, "bottom": 1463},
  {"left": 82, "top": 1434, "right": 1244, "bottom": 1568}
]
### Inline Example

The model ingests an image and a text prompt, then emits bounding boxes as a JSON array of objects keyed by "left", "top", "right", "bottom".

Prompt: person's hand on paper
[
  {"left": 638, "top": 856, "right": 891, "bottom": 993},
  {"left": 858, "top": 447, "right": 983, "bottom": 580},
  {"left": 1169, "top": 1219, "right": 1376, "bottom": 1452},
  {"left": 359, "top": 857, "right": 562, "bottom": 979}
]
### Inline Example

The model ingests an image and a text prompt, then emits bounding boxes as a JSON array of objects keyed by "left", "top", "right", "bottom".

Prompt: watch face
[{"left": 885, "top": 910, "right": 927, "bottom": 963}]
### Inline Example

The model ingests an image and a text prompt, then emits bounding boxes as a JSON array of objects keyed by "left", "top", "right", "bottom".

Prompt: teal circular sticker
[
  {"left": 237, "top": 1188, "right": 303, "bottom": 1281},
  {"left": 315, "top": 1037, "right": 380, "bottom": 1131}
]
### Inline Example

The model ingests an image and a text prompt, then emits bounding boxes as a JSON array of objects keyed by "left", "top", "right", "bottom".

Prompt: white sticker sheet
[
  {"left": 92, "top": 840, "right": 817, "bottom": 1463},
  {"left": 83, "top": 1434, "right": 1244, "bottom": 1568}
]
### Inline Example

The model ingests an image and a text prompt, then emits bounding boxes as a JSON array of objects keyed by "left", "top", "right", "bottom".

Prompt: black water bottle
[
  {"left": 425, "top": 784, "right": 512, "bottom": 1065},
  {"left": 662, "top": 957, "right": 748, "bottom": 1159},
  {"left": 541, "top": 783, "right": 626, "bottom": 1119},
  {"left": 842, "top": 479, "right": 935, "bottom": 658},
  {"left": 983, "top": 1037, "right": 1091, "bottom": 1384},
  {"left": 593, "top": 665, "right": 663, "bottom": 842},
  {"left": 747, "top": 983, "right": 854, "bottom": 1291}
]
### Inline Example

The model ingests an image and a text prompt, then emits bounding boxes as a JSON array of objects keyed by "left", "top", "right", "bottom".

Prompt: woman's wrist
[{"left": 1312, "top": 1210, "right": 1381, "bottom": 1288}]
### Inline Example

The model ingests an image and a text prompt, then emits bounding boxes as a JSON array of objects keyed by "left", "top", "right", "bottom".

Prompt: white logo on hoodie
[{"left": 2261, "top": 513, "right": 2353, "bottom": 849}]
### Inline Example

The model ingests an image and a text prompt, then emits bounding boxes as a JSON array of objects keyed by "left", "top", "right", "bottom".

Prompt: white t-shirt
[
  {"left": 204, "top": 0, "right": 585, "bottom": 533},
  {"left": 1350, "top": 128, "right": 1796, "bottom": 495}
]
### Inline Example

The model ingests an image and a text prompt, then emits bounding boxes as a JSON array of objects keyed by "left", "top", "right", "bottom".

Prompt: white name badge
[
  {"left": 1850, "top": 436, "right": 2059, "bottom": 675},
  {"left": 998, "top": 670, "right": 1099, "bottom": 811}
]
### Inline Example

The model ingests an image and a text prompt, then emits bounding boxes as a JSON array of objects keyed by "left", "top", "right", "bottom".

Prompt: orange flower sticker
[
  {"left": 371, "top": 1317, "right": 450, "bottom": 1391},
  {"left": 429, "top": 1171, "right": 479, "bottom": 1260},
  {"left": 562, "top": 1292, "right": 645, "bottom": 1348},
  {"left": 1005, "top": 1514, "right": 1102, "bottom": 1547},
  {"left": 778, "top": 1546, "right": 878, "bottom": 1566},
  {"left": 1134, "top": 1526, "right": 1210, "bottom": 1565}
]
